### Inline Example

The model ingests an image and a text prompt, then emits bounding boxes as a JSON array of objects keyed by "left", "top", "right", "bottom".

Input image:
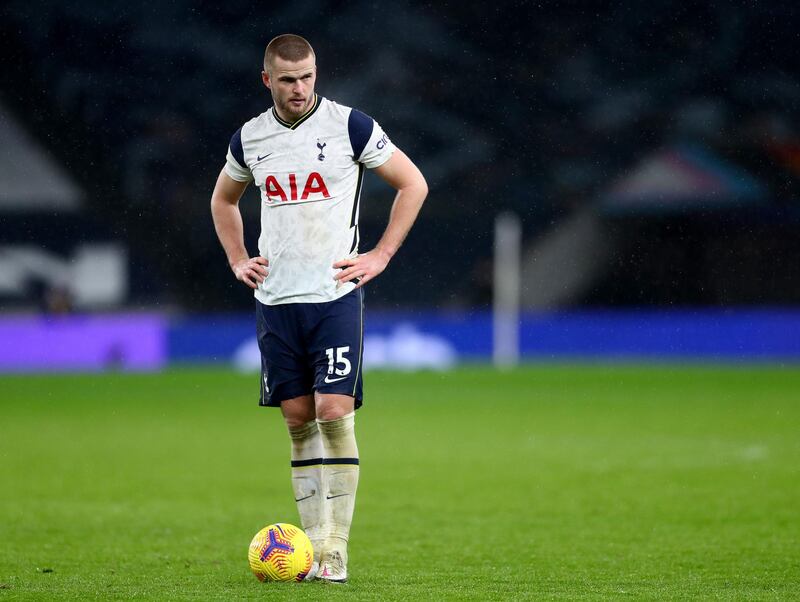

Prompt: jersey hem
[{"left": 254, "top": 282, "right": 356, "bottom": 306}]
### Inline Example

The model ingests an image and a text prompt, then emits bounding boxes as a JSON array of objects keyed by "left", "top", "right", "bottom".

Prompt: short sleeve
[
  {"left": 223, "top": 127, "right": 253, "bottom": 182},
  {"left": 348, "top": 109, "right": 395, "bottom": 169}
]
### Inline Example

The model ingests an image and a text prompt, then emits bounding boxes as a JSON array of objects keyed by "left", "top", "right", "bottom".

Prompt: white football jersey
[{"left": 224, "top": 94, "right": 395, "bottom": 305}]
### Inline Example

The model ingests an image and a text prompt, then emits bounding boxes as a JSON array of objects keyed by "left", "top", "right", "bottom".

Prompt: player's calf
[
  {"left": 316, "top": 411, "right": 359, "bottom": 581},
  {"left": 288, "top": 419, "right": 326, "bottom": 563}
]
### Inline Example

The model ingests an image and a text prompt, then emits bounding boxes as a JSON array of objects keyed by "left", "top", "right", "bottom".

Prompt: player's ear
[{"left": 261, "top": 70, "right": 271, "bottom": 90}]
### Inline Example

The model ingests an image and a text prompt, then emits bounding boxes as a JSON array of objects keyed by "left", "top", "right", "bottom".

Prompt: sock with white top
[{"left": 288, "top": 419, "right": 325, "bottom": 561}]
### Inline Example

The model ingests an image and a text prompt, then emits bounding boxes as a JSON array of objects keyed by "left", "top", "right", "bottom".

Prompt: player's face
[{"left": 262, "top": 55, "right": 317, "bottom": 122}]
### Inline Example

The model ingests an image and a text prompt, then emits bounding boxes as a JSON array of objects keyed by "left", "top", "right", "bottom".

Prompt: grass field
[{"left": 1, "top": 365, "right": 799, "bottom": 600}]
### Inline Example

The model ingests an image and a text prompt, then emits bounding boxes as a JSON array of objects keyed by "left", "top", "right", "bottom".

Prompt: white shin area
[
  {"left": 317, "top": 411, "right": 359, "bottom": 560},
  {"left": 288, "top": 419, "right": 325, "bottom": 560}
]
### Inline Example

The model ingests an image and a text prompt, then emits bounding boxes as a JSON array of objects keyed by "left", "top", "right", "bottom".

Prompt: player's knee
[
  {"left": 315, "top": 393, "right": 355, "bottom": 421},
  {"left": 281, "top": 395, "right": 316, "bottom": 428},
  {"left": 315, "top": 407, "right": 346, "bottom": 422},
  {"left": 284, "top": 414, "right": 313, "bottom": 429}
]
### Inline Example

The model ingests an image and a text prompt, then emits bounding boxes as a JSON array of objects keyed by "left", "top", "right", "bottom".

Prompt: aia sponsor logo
[{"left": 262, "top": 172, "right": 330, "bottom": 203}]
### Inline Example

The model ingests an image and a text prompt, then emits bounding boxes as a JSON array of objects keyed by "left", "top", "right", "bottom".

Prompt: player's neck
[{"left": 275, "top": 95, "right": 316, "bottom": 124}]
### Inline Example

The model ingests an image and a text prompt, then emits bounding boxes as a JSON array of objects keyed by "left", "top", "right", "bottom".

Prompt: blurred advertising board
[{"left": 1, "top": 309, "right": 798, "bottom": 373}]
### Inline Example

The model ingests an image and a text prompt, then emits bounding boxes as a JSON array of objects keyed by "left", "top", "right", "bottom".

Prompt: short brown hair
[{"left": 263, "top": 34, "right": 315, "bottom": 70}]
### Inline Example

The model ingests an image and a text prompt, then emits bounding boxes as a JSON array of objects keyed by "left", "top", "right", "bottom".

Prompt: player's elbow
[
  {"left": 210, "top": 193, "right": 223, "bottom": 213},
  {"left": 414, "top": 174, "right": 428, "bottom": 204},
  {"left": 405, "top": 170, "right": 427, "bottom": 203},
  {"left": 211, "top": 191, "right": 236, "bottom": 211}
]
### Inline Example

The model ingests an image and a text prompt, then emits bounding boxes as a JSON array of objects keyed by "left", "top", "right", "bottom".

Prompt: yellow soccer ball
[{"left": 248, "top": 523, "right": 314, "bottom": 582}]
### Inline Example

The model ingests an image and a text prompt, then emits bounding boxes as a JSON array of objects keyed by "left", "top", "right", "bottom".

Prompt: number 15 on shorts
[{"left": 325, "top": 346, "right": 351, "bottom": 376}]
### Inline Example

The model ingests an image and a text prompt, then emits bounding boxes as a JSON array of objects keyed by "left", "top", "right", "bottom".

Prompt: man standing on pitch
[{"left": 210, "top": 34, "right": 427, "bottom": 582}]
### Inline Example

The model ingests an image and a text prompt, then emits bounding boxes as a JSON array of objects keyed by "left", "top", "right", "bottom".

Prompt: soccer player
[{"left": 210, "top": 34, "right": 427, "bottom": 582}]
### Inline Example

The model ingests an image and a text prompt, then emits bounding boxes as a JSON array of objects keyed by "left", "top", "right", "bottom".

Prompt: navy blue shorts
[{"left": 256, "top": 288, "right": 364, "bottom": 409}]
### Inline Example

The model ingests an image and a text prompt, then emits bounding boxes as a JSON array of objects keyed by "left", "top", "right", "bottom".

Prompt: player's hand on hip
[
  {"left": 333, "top": 248, "right": 391, "bottom": 289},
  {"left": 232, "top": 256, "right": 269, "bottom": 289}
]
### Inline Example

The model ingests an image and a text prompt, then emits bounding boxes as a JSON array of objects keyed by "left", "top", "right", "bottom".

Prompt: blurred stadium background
[{"left": 2, "top": 1, "right": 800, "bottom": 369}]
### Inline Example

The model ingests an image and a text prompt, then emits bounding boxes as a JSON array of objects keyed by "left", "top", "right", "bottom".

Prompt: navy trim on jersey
[
  {"left": 229, "top": 127, "right": 246, "bottom": 169},
  {"left": 350, "top": 163, "right": 365, "bottom": 229},
  {"left": 272, "top": 94, "right": 320, "bottom": 130},
  {"left": 352, "top": 287, "right": 364, "bottom": 397},
  {"left": 348, "top": 226, "right": 359, "bottom": 255},
  {"left": 348, "top": 109, "right": 374, "bottom": 162},
  {"left": 348, "top": 163, "right": 365, "bottom": 253}
]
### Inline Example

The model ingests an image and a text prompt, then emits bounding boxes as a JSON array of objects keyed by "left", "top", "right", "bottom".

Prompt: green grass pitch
[{"left": 1, "top": 365, "right": 799, "bottom": 600}]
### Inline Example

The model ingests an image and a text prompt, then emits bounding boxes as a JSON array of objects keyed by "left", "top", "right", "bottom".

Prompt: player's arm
[
  {"left": 333, "top": 149, "right": 427, "bottom": 288},
  {"left": 210, "top": 169, "right": 268, "bottom": 289}
]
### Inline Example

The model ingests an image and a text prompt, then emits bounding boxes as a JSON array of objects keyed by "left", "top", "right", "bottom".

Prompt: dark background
[{"left": 2, "top": 0, "right": 799, "bottom": 311}]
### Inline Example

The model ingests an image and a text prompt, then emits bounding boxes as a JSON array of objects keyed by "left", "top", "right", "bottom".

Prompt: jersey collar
[{"left": 272, "top": 94, "right": 321, "bottom": 130}]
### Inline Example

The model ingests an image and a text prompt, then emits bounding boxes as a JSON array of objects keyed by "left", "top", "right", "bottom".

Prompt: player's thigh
[
  {"left": 257, "top": 302, "right": 314, "bottom": 407},
  {"left": 309, "top": 289, "right": 364, "bottom": 404}
]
